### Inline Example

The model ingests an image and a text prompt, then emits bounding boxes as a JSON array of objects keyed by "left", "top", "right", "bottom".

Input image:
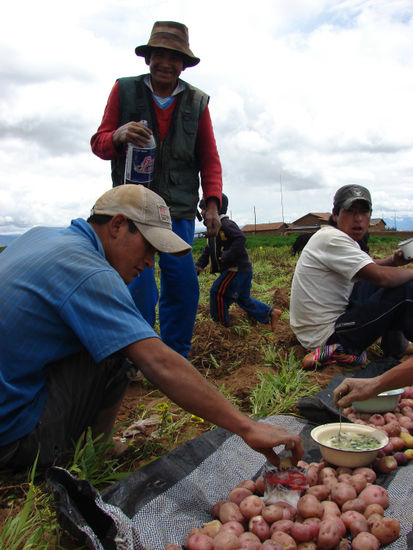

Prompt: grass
[{"left": 249, "top": 349, "right": 321, "bottom": 417}]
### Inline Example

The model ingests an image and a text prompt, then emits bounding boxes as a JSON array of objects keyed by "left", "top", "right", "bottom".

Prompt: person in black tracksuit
[{"left": 196, "top": 194, "right": 281, "bottom": 328}]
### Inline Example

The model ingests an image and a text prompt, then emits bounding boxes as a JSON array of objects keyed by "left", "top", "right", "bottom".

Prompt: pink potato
[
  {"left": 229, "top": 487, "right": 253, "bottom": 505},
  {"left": 319, "top": 467, "right": 337, "bottom": 482},
  {"left": 321, "top": 500, "right": 341, "bottom": 519},
  {"left": 296, "top": 543, "right": 317, "bottom": 550},
  {"left": 341, "top": 510, "right": 368, "bottom": 537},
  {"left": 219, "top": 502, "right": 244, "bottom": 523},
  {"left": 240, "top": 495, "right": 264, "bottom": 519},
  {"left": 336, "top": 466, "right": 352, "bottom": 475},
  {"left": 359, "top": 485, "right": 389, "bottom": 508},
  {"left": 383, "top": 412, "right": 398, "bottom": 423},
  {"left": 271, "top": 501, "right": 297, "bottom": 521},
  {"left": 262, "top": 504, "right": 284, "bottom": 523},
  {"left": 306, "top": 465, "right": 320, "bottom": 486},
  {"left": 236, "top": 479, "right": 257, "bottom": 493},
  {"left": 201, "top": 520, "right": 222, "bottom": 538},
  {"left": 271, "top": 530, "right": 297, "bottom": 550},
  {"left": 261, "top": 541, "right": 284, "bottom": 550},
  {"left": 351, "top": 532, "right": 380, "bottom": 550},
  {"left": 306, "top": 484, "right": 330, "bottom": 501},
  {"left": 383, "top": 420, "right": 401, "bottom": 437},
  {"left": 370, "top": 516, "right": 401, "bottom": 545},
  {"left": 249, "top": 515, "right": 271, "bottom": 541},
  {"left": 317, "top": 519, "right": 341, "bottom": 550},
  {"left": 363, "top": 503, "right": 384, "bottom": 519},
  {"left": 212, "top": 531, "right": 241, "bottom": 550},
  {"left": 238, "top": 531, "right": 262, "bottom": 550},
  {"left": 341, "top": 497, "right": 366, "bottom": 514},
  {"left": 337, "top": 473, "right": 352, "bottom": 483},
  {"left": 270, "top": 520, "right": 293, "bottom": 535},
  {"left": 349, "top": 473, "right": 367, "bottom": 494},
  {"left": 398, "top": 415, "right": 413, "bottom": 430},
  {"left": 297, "top": 494, "right": 323, "bottom": 519},
  {"left": 290, "top": 522, "right": 313, "bottom": 543},
  {"left": 302, "top": 517, "right": 321, "bottom": 538},
  {"left": 352, "top": 467, "right": 376, "bottom": 483},
  {"left": 330, "top": 482, "right": 357, "bottom": 508},
  {"left": 369, "top": 414, "right": 385, "bottom": 426},
  {"left": 212, "top": 500, "right": 227, "bottom": 518},
  {"left": 255, "top": 475, "right": 266, "bottom": 495},
  {"left": 336, "top": 539, "right": 352, "bottom": 550},
  {"left": 220, "top": 521, "right": 245, "bottom": 537},
  {"left": 186, "top": 533, "right": 214, "bottom": 550}
]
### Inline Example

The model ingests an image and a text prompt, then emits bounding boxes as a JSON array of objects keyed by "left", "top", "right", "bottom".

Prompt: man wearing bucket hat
[
  {"left": 0, "top": 185, "right": 303, "bottom": 469},
  {"left": 290, "top": 184, "right": 413, "bottom": 369},
  {"left": 91, "top": 21, "right": 222, "bottom": 359}
]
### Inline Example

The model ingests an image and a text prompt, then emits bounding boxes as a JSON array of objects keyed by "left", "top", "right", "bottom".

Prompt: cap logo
[{"left": 158, "top": 204, "right": 171, "bottom": 223}]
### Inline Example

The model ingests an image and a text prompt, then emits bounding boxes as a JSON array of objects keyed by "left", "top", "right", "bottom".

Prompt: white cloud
[{"left": 0, "top": 0, "right": 412, "bottom": 233}]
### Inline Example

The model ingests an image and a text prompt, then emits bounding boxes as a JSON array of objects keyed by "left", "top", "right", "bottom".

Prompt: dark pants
[
  {"left": 328, "top": 280, "right": 413, "bottom": 356},
  {"left": 210, "top": 270, "right": 272, "bottom": 326},
  {"left": 0, "top": 350, "right": 131, "bottom": 469}
]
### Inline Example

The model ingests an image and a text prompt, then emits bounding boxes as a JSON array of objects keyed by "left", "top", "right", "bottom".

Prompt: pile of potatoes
[
  {"left": 164, "top": 461, "right": 402, "bottom": 550},
  {"left": 343, "top": 385, "right": 413, "bottom": 474}
]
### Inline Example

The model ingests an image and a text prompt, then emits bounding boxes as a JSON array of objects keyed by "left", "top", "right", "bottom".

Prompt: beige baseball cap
[{"left": 91, "top": 185, "right": 192, "bottom": 257}]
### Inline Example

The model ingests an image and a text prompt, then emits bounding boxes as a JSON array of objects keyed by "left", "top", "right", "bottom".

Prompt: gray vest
[{"left": 112, "top": 75, "right": 209, "bottom": 220}]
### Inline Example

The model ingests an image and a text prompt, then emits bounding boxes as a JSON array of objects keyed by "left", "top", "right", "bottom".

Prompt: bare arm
[
  {"left": 356, "top": 261, "right": 413, "bottom": 287},
  {"left": 334, "top": 356, "right": 413, "bottom": 408},
  {"left": 124, "top": 338, "right": 304, "bottom": 465}
]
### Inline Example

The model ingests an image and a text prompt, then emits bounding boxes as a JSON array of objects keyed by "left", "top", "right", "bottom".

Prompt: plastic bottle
[{"left": 124, "top": 120, "right": 156, "bottom": 184}]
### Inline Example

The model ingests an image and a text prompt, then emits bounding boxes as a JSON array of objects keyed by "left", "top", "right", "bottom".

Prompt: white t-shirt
[{"left": 290, "top": 226, "right": 373, "bottom": 350}]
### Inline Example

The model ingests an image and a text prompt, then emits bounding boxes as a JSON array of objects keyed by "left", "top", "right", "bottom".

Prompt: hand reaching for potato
[{"left": 240, "top": 420, "right": 304, "bottom": 466}]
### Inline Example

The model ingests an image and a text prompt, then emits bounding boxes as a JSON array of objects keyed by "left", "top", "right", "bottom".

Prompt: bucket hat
[
  {"left": 91, "top": 185, "right": 192, "bottom": 257},
  {"left": 135, "top": 21, "right": 200, "bottom": 68}
]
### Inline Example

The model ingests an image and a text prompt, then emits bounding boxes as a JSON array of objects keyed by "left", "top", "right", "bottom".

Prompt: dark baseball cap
[{"left": 333, "top": 185, "right": 372, "bottom": 211}]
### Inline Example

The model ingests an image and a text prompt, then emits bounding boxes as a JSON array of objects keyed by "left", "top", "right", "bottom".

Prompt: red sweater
[{"left": 91, "top": 80, "right": 222, "bottom": 205}]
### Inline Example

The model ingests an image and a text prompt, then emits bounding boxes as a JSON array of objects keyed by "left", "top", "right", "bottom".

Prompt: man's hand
[
  {"left": 204, "top": 199, "right": 220, "bottom": 238},
  {"left": 241, "top": 420, "right": 304, "bottom": 467},
  {"left": 391, "top": 249, "right": 413, "bottom": 267},
  {"left": 333, "top": 377, "right": 380, "bottom": 409},
  {"left": 112, "top": 121, "right": 153, "bottom": 148}
]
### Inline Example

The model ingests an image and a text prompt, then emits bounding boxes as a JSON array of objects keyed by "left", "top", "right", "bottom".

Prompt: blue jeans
[
  {"left": 127, "top": 219, "right": 198, "bottom": 359},
  {"left": 328, "top": 280, "right": 413, "bottom": 356},
  {"left": 210, "top": 270, "right": 272, "bottom": 326}
]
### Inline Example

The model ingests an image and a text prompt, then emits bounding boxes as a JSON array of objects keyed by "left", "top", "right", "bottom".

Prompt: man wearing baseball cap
[
  {"left": 290, "top": 184, "right": 413, "bottom": 369},
  {"left": 0, "top": 185, "right": 303, "bottom": 470}
]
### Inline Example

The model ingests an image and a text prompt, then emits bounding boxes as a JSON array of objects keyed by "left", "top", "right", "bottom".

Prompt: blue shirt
[{"left": 0, "top": 219, "right": 157, "bottom": 445}]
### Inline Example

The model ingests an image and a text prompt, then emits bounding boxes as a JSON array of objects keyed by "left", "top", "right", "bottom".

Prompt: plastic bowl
[
  {"left": 398, "top": 238, "right": 413, "bottom": 260},
  {"left": 311, "top": 423, "right": 388, "bottom": 468},
  {"left": 353, "top": 388, "right": 404, "bottom": 413}
]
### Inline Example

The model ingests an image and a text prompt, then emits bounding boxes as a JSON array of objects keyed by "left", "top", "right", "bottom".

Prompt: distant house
[
  {"left": 241, "top": 222, "right": 289, "bottom": 236},
  {"left": 290, "top": 213, "right": 331, "bottom": 227},
  {"left": 369, "top": 218, "right": 387, "bottom": 232}
]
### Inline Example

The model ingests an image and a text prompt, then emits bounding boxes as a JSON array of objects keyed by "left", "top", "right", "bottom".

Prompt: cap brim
[
  {"left": 342, "top": 197, "right": 371, "bottom": 210},
  {"left": 136, "top": 222, "right": 192, "bottom": 257}
]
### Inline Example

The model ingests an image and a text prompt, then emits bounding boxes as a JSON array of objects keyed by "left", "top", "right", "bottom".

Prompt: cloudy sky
[{"left": 1, "top": 0, "right": 413, "bottom": 235}]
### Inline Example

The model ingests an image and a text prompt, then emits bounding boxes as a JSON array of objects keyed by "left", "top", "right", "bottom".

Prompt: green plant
[
  {"left": 249, "top": 350, "right": 320, "bottom": 417},
  {"left": 0, "top": 455, "right": 60, "bottom": 549},
  {"left": 68, "top": 428, "right": 128, "bottom": 487}
]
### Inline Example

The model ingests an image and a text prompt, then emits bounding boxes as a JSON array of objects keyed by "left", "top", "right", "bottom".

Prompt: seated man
[
  {"left": 195, "top": 194, "right": 281, "bottom": 329},
  {"left": 0, "top": 184, "right": 303, "bottom": 470},
  {"left": 290, "top": 184, "right": 413, "bottom": 369}
]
